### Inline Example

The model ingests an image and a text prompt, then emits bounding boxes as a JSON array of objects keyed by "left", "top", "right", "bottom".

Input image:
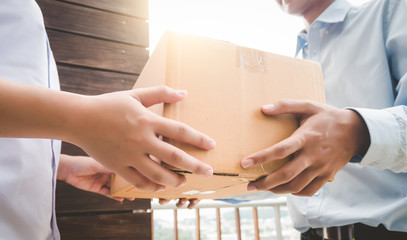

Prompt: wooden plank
[
  {"left": 216, "top": 208, "right": 222, "bottom": 240},
  {"left": 41, "top": 0, "right": 152, "bottom": 238},
  {"left": 196, "top": 209, "right": 201, "bottom": 240},
  {"left": 57, "top": 0, "right": 149, "bottom": 19},
  {"left": 48, "top": 30, "right": 148, "bottom": 74},
  {"left": 274, "top": 206, "right": 283, "bottom": 240},
  {"left": 57, "top": 65, "right": 138, "bottom": 95},
  {"left": 56, "top": 181, "right": 150, "bottom": 213},
  {"left": 57, "top": 212, "right": 152, "bottom": 240},
  {"left": 253, "top": 207, "right": 260, "bottom": 240},
  {"left": 37, "top": 0, "right": 148, "bottom": 46},
  {"left": 235, "top": 208, "right": 241, "bottom": 240},
  {"left": 61, "top": 141, "right": 87, "bottom": 156},
  {"left": 174, "top": 210, "right": 179, "bottom": 240}
]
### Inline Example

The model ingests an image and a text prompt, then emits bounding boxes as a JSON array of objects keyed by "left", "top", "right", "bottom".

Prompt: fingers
[
  {"left": 292, "top": 177, "right": 327, "bottom": 196},
  {"left": 242, "top": 134, "right": 304, "bottom": 168},
  {"left": 118, "top": 162, "right": 166, "bottom": 192},
  {"left": 176, "top": 198, "right": 187, "bottom": 208},
  {"left": 155, "top": 118, "right": 216, "bottom": 150},
  {"left": 261, "top": 99, "right": 320, "bottom": 116},
  {"left": 96, "top": 186, "right": 124, "bottom": 202},
  {"left": 247, "top": 155, "right": 309, "bottom": 191},
  {"left": 247, "top": 155, "right": 335, "bottom": 196},
  {"left": 159, "top": 199, "right": 170, "bottom": 205},
  {"left": 131, "top": 86, "right": 187, "bottom": 107},
  {"left": 177, "top": 198, "right": 199, "bottom": 209},
  {"left": 187, "top": 199, "right": 199, "bottom": 209},
  {"left": 149, "top": 138, "right": 213, "bottom": 178},
  {"left": 132, "top": 153, "right": 188, "bottom": 187},
  {"left": 268, "top": 168, "right": 317, "bottom": 195},
  {"left": 159, "top": 198, "right": 199, "bottom": 209}
]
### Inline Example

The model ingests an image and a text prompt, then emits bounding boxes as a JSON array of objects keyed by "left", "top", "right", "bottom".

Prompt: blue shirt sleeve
[{"left": 351, "top": 0, "right": 407, "bottom": 173}]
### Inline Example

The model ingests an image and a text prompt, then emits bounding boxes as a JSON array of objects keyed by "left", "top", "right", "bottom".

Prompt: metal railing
[{"left": 151, "top": 197, "right": 288, "bottom": 240}]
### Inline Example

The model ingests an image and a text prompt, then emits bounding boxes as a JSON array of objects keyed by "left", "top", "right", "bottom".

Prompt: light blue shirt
[
  {"left": 0, "top": 0, "right": 61, "bottom": 239},
  {"left": 289, "top": 0, "right": 407, "bottom": 231}
]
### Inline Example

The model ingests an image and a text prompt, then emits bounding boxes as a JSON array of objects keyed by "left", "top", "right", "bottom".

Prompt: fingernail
[
  {"left": 241, "top": 159, "right": 254, "bottom": 168},
  {"left": 262, "top": 104, "right": 275, "bottom": 112},
  {"left": 179, "top": 178, "right": 187, "bottom": 187},
  {"left": 247, "top": 184, "right": 257, "bottom": 191},
  {"left": 176, "top": 90, "right": 187, "bottom": 97},
  {"left": 156, "top": 186, "right": 166, "bottom": 192},
  {"left": 204, "top": 168, "right": 213, "bottom": 177},
  {"left": 208, "top": 139, "right": 216, "bottom": 149}
]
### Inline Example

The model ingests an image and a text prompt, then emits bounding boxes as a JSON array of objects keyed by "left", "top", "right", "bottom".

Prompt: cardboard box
[{"left": 111, "top": 31, "right": 325, "bottom": 199}]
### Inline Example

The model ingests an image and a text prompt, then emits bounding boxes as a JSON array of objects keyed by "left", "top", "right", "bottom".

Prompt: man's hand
[
  {"left": 57, "top": 154, "right": 131, "bottom": 201},
  {"left": 241, "top": 100, "right": 370, "bottom": 196},
  {"left": 69, "top": 86, "right": 215, "bottom": 193}
]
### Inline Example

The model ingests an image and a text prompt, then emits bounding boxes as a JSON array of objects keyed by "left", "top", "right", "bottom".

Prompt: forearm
[{"left": 0, "top": 78, "right": 86, "bottom": 142}]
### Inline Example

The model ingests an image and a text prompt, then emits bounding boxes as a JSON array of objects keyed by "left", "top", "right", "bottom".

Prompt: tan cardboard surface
[{"left": 111, "top": 31, "right": 325, "bottom": 199}]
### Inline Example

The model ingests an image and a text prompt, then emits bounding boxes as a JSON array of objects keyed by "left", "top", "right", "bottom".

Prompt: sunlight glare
[{"left": 149, "top": 0, "right": 371, "bottom": 56}]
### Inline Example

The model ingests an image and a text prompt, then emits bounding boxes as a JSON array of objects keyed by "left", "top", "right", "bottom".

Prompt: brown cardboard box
[{"left": 110, "top": 31, "right": 325, "bottom": 199}]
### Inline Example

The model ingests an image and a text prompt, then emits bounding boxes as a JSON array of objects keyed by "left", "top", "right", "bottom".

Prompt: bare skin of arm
[
  {"left": 241, "top": 100, "right": 370, "bottom": 196},
  {"left": 0, "top": 78, "right": 215, "bottom": 192}
]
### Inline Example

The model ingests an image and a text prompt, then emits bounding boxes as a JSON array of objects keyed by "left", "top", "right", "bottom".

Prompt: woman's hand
[
  {"left": 57, "top": 154, "right": 132, "bottom": 201},
  {"left": 69, "top": 86, "right": 216, "bottom": 193},
  {"left": 0, "top": 79, "right": 215, "bottom": 193}
]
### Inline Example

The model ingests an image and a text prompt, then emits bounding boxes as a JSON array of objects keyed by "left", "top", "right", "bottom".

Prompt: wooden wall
[{"left": 36, "top": 0, "right": 152, "bottom": 239}]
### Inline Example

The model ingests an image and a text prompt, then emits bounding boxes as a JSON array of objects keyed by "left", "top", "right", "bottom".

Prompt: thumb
[
  {"left": 261, "top": 99, "right": 319, "bottom": 116},
  {"left": 131, "top": 86, "right": 187, "bottom": 107}
]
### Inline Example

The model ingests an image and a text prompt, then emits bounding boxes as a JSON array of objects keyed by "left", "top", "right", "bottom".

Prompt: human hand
[
  {"left": 241, "top": 100, "right": 370, "bottom": 196},
  {"left": 67, "top": 86, "right": 215, "bottom": 193},
  {"left": 57, "top": 154, "right": 132, "bottom": 201},
  {"left": 159, "top": 198, "right": 200, "bottom": 209}
]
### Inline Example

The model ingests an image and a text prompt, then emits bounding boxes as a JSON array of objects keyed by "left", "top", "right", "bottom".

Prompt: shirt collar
[
  {"left": 316, "top": 0, "right": 352, "bottom": 24},
  {"left": 295, "top": 0, "right": 353, "bottom": 57},
  {"left": 296, "top": 31, "right": 308, "bottom": 58}
]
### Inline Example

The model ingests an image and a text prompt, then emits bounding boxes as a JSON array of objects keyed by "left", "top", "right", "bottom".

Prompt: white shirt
[{"left": 0, "top": 0, "right": 61, "bottom": 239}]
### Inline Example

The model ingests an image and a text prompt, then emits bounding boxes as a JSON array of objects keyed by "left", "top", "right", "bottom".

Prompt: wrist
[
  {"left": 57, "top": 154, "right": 70, "bottom": 181},
  {"left": 346, "top": 109, "right": 371, "bottom": 156},
  {"left": 58, "top": 94, "right": 95, "bottom": 146}
]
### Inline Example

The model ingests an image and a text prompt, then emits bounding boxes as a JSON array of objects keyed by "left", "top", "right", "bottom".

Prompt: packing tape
[{"left": 236, "top": 46, "right": 266, "bottom": 73}]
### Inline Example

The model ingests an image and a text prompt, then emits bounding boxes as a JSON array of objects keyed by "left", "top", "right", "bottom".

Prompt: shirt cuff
[{"left": 348, "top": 107, "right": 400, "bottom": 170}]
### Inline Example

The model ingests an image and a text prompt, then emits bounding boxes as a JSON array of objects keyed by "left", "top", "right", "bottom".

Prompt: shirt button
[{"left": 314, "top": 190, "right": 321, "bottom": 196}]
